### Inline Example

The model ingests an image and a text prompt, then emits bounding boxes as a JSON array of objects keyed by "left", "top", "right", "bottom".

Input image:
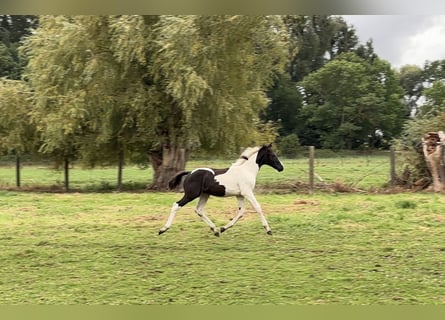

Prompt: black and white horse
[{"left": 159, "top": 144, "right": 284, "bottom": 236}]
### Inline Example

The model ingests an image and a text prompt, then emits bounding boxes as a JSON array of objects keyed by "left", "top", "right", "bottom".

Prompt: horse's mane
[{"left": 231, "top": 146, "right": 260, "bottom": 166}]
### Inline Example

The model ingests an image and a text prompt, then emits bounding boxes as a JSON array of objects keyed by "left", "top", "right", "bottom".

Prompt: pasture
[
  {"left": 1, "top": 153, "right": 444, "bottom": 305},
  {"left": 1, "top": 190, "right": 445, "bottom": 304}
]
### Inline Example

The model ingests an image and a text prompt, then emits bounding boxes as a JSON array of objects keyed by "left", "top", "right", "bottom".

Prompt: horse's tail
[{"left": 168, "top": 171, "right": 190, "bottom": 190}]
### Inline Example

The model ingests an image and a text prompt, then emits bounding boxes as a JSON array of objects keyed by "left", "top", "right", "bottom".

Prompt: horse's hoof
[
  {"left": 214, "top": 231, "right": 220, "bottom": 237},
  {"left": 266, "top": 230, "right": 273, "bottom": 235},
  {"left": 158, "top": 229, "right": 167, "bottom": 235},
  {"left": 220, "top": 227, "right": 226, "bottom": 233}
]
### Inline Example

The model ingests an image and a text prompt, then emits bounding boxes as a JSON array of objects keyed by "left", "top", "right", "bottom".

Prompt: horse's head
[{"left": 256, "top": 144, "right": 284, "bottom": 172}]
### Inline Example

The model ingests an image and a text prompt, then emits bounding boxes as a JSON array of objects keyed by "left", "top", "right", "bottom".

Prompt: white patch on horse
[
  {"left": 215, "top": 151, "right": 259, "bottom": 196},
  {"left": 191, "top": 168, "right": 215, "bottom": 175}
]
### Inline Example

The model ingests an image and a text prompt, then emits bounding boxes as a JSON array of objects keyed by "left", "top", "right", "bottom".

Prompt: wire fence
[{"left": 0, "top": 147, "right": 410, "bottom": 193}]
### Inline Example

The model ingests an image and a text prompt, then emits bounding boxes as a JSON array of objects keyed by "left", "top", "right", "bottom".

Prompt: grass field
[{"left": 1, "top": 190, "right": 445, "bottom": 304}]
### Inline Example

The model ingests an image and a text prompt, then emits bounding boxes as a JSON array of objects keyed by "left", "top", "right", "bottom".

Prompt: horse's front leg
[
  {"left": 243, "top": 192, "right": 272, "bottom": 235},
  {"left": 220, "top": 196, "right": 245, "bottom": 233}
]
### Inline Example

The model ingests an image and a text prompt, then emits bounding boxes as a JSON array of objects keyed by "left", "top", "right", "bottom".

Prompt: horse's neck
[{"left": 240, "top": 153, "right": 260, "bottom": 177}]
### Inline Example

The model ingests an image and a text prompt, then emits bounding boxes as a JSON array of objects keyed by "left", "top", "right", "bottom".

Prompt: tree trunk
[
  {"left": 148, "top": 144, "right": 189, "bottom": 190},
  {"left": 422, "top": 131, "right": 445, "bottom": 192}
]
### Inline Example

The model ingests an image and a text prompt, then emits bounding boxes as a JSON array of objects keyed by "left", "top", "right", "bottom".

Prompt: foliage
[
  {"left": 398, "top": 59, "right": 445, "bottom": 117},
  {"left": 277, "top": 133, "right": 300, "bottom": 158},
  {"left": 264, "top": 17, "right": 382, "bottom": 148},
  {"left": 148, "top": 15, "right": 288, "bottom": 153},
  {"left": 423, "top": 59, "right": 445, "bottom": 83},
  {"left": 403, "top": 60, "right": 445, "bottom": 147},
  {"left": 21, "top": 15, "right": 287, "bottom": 188},
  {"left": 262, "top": 74, "right": 304, "bottom": 137},
  {"left": 300, "top": 52, "right": 407, "bottom": 149},
  {"left": 395, "top": 108, "right": 445, "bottom": 189},
  {"left": 0, "top": 15, "right": 38, "bottom": 79},
  {"left": 0, "top": 79, "right": 36, "bottom": 155},
  {"left": 396, "top": 65, "right": 445, "bottom": 188},
  {"left": 0, "top": 15, "right": 38, "bottom": 43},
  {"left": 22, "top": 16, "right": 155, "bottom": 166},
  {"left": 419, "top": 81, "right": 445, "bottom": 117},
  {"left": 398, "top": 64, "right": 424, "bottom": 116},
  {"left": 283, "top": 15, "right": 358, "bottom": 82}
]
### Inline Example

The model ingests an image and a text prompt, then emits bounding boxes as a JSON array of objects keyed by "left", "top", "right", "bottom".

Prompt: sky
[{"left": 341, "top": 15, "right": 445, "bottom": 69}]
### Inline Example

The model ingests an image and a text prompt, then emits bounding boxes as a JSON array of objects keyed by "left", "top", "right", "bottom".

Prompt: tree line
[{"left": 1, "top": 15, "right": 445, "bottom": 190}]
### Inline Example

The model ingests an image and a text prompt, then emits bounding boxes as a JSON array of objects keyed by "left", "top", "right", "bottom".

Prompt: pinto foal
[{"left": 158, "top": 144, "right": 284, "bottom": 236}]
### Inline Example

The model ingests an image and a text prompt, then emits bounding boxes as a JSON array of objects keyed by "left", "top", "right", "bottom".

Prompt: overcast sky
[{"left": 341, "top": 15, "right": 445, "bottom": 69}]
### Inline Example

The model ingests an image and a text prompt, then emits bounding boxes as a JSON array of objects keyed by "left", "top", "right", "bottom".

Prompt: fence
[
  {"left": 304, "top": 146, "right": 399, "bottom": 193},
  {"left": 0, "top": 147, "right": 407, "bottom": 192}
]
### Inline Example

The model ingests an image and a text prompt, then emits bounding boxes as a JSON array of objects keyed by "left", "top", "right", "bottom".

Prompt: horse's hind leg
[
  {"left": 195, "top": 194, "right": 219, "bottom": 237},
  {"left": 158, "top": 202, "right": 181, "bottom": 235},
  {"left": 159, "top": 194, "right": 196, "bottom": 235},
  {"left": 220, "top": 196, "right": 245, "bottom": 233}
]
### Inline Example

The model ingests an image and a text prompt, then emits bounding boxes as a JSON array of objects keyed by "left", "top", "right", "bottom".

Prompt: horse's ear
[{"left": 268, "top": 143, "right": 273, "bottom": 148}]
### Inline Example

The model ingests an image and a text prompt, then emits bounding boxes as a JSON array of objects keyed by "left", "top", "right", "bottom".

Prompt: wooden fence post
[
  {"left": 64, "top": 158, "right": 69, "bottom": 192},
  {"left": 390, "top": 146, "right": 396, "bottom": 186},
  {"left": 309, "top": 146, "right": 315, "bottom": 194},
  {"left": 15, "top": 153, "right": 21, "bottom": 188},
  {"left": 117, "top": 149, "right": 124, "bottom": 192}
]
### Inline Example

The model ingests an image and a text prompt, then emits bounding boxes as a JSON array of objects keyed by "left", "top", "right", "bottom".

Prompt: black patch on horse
[
  {"left": 186, "top": 170, "right": 226, "bottom": 197},
  {"left": 174, "top": 170, "right": 226, "bottom": 207},
  {"left": 169, "top": 168, "right": 229, "bottom": 191},
  {"left": 256, "top": 144, "right": 284, "bottom": 171}
]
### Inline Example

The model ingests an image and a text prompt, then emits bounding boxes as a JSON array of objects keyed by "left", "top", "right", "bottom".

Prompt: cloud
[
  {"left": 398, "top": 16, "right": 445, "bottom": 67},
  {"left": 342, "top": 15, "right": 445, "bottom": 69}
]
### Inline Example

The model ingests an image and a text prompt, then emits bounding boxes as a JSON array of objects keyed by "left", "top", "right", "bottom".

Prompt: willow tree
[
  {"left": 22, "top": 15, "right": 287, "bottom": 189},
  {"left": 145, "top": 15, "right": 287, "bottom": 188},
  {"left": 22, "top": 16, "right": 159, "bottom": 190},
  {"left": 0, "top": 79, "right": 35, "bottom": 187}
]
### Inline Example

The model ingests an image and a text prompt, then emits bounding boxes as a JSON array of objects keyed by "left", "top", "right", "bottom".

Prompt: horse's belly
[{"left": 222, "top": 187, "right": 241, "bottom": 196}]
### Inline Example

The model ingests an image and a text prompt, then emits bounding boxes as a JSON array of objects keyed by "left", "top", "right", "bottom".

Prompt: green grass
[
  {"left": 1, "top": 191, "right": 444, "bottom": 304},
  {"left": 0, "top": 153, "right": 392, "bottom": 192}
]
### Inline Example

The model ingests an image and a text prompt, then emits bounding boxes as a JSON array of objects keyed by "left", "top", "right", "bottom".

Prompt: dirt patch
[
  {"left": 294, "top": 199, "right": 319, "bottom": 206},
  {"left": 133, "top": 215, "right": 164, "bottom": 223}
]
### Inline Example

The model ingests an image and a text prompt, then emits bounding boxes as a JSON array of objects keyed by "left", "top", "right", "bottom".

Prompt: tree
[
  {"left": 0, "top": 15, "right": 38, "bottom": 43},
  {"left": 0, "top": 79, "right": 36, "bottom": 187},
  {"left": 419, "top": 81, "right": 445, "bottom": 117},
  {"left": 399, "top": 64, "right": 424, "bottom": 116},
  {"left": 283, "top": 15, "right": 358, "bottom": 82},
  {"left": 0, "top": 15, "right": 38, "bottom": 79},
  {"left": 396, "top": 59, "right": 445, "bottom": 189},
  {"left": 263, "top": 15, "right": 360, "bottom": 146},
  {"left": 22, "top": 16, "right": 159, "bottom": 190},
  {"left": 22, "top": 15, "right": 287, "bottom": 189},
  {"left": 261, "top": 74, "right": 304, "bottom": 137},
  {"left": 355, "top": 39, "right": 378, "bottom": 63},
  {"left": 300, "top": 52, "right": 407, "bottom": 149},
  {"left": 423, "top": 60, "right": 445, "bottom": 83}
]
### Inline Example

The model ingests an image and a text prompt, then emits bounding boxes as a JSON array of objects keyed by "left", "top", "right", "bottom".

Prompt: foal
[{"left": 158, "top": 144, "right": 284, "bottom": 236}]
